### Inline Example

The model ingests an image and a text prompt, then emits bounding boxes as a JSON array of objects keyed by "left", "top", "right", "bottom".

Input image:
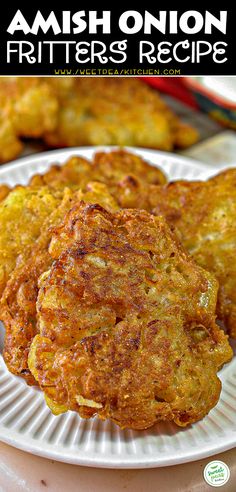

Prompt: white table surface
[{"left": 0, "top": 441, "right": 235, "bottom": 492}]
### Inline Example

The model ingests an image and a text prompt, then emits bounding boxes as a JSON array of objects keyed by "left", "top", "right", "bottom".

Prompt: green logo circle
[{"left": 204, "top": 460, "right": 230, "bottom": 487}]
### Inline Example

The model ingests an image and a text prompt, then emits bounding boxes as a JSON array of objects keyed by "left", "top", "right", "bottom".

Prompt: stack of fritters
[
  {"left": 0, "top": 151, "right": 165, "bottom": 384},
  {"left": 0, "top": 77, "right": 198, "bottom": 163},
  {"left": 0, "top": 150, "right": 234, "bottom": 430}
]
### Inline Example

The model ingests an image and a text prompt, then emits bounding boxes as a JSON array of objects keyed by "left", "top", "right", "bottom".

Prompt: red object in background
[{"left": 142, "top": 77, "right": 198, "bottom": 109}]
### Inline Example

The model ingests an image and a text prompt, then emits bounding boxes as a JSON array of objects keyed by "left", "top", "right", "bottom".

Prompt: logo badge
[{"left": 204, "top": 460, "right": 230, "bottom": 487}]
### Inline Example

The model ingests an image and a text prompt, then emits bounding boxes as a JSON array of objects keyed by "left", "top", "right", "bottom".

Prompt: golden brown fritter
[
  {"left": 45, "top": 78, "right": 198, "bottom": 151},
  {"left": 152, "top": 169, "right": 236, "bottom": 338},
  {"left": 1, "top": 184, "right": 118, "bottom": 384},
  {"left": 0, "top": 185, "right": 61, "bottom": 296},
  {"left": 0, "top": 77, "right": 58, "bottom": 163},
  {"left": 0, "top": 184, "right": 10, "bottom": 202},
  {"left": 0, "top": 111, "right": 23, "bottom": 162},
  {"left": 1, "top": 149, "right": 164, "bottom": 383},
  {"left": 0, "top": 77, "right": 198, "bottom": 163},
  {"left": 29, "top": 155, "right": 94, "bottom": 189},
  {"left": 93, "top": 149, "right": 166, "bottom": 185},
  {"left": 29, "top": 150, "right": 167, "bottom": 210},
  {"left": 28, "top": 203, "right": 232, "bottom": 430},
  {"left": 92, "top": 150, "right": 167, "bottom": 209}
]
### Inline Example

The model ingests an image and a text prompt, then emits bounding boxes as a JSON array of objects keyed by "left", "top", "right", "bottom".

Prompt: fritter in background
[{"left": 0, "top": 77, "right": 198, "bottom": 163}]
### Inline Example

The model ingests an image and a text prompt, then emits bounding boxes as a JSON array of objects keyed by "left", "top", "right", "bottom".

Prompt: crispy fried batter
[
  {"left": 0, "top": 112, "right": 23, "bottom": 162},
  {"left": 92, "top": 150, "right": 166, "bottom": 209},
  {"left": 29, "top": 156, "right": 95, "bottom": 189},
  {"left": 45, "top": 78, "right": 198, "bottom": 150},
  {"left": 29, "top": 150, "right": 166, "bottom": 210},
  {"left": 152, "top": 169, "right": 236, "bottom": 338},
  {"left": 0, "top": 185, "right": 61, "bottom": 296},
  {"left": 0, "top": 184, "right": 10, "bottom": 202},
  {"left": 0, "top": 77, "right": 198, "bottom": 163},
  {"left": 93, "top": 149, "right": 166, "bottom": 185},
  {"left": 28, "top": 204, "right": 232, "bottom": 429},
  {"left": 1, "top": 184, "right": 118, "bottom": 384},
  {"left": 0, "top": 149, "right": 165, "bottom": 383},
  {"left": 0, "top": 77, "right": 58, "bottom": 162}
]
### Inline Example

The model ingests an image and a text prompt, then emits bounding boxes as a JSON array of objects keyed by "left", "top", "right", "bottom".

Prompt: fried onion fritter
[
  {"left": 0, "top": 77, "right": 58, "bottom": 163},
  {"left": 152, "top": 169, "right": 236, "bottom": 338},
  {"left": 28, "top": 204, "right": 232, "bottom": 429},
  {"left": 0, "top": 184, "right": 118, "bottom": 384},
  {"left": 29, "top": 155, "right": 94, "bottom": 189},
  {"left": 0, "top": 77, "right": 198, "bottom": 163},
  {"left": 29, "top": 150, "right": 167, "bottom": 210},
  {"left": 92, "top": 150, "right": 167, "bottom": 209},
  {"left": 1, "top": 149, "right": 165, "bottom": 383},
  {"left": 45, "top": 78, "right": 198, "bottom": 151},
  {"left": 93, "top": 149, "right": 166, "bottom": 185},
  {"left": 0, "top": 185, "right": 61, "bottom": 296},
  {"left": 0, "top": 184, "right": 10, "bottom": 202},
  {"left": 0, "top": 111, "right": 23, "bottom": 162}
]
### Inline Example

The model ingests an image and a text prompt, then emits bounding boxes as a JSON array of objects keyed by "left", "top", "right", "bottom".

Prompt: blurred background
[
  {"left": 144, "top": 76, "right": 236, "bottom": 167},
  {"left": 1, "top": 76, "right": 236, "bottom": 170}
]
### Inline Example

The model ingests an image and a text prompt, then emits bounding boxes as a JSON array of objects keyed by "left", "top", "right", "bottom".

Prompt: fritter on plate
[
  {"left": 1, "top": 149, "right": 164, "bottom": 382},
  {"left": 152, "top": 168, "right": 236, "bottom": 338},
  {"left": 29, "top": 155, "right": 94, "bottom": 190},
  {"left": 0, "top": 185, "right": 61, "bottom": 296},
  {"left": 45, "top": 78, "right": 198, "bottom": 151},
  {"left": 0, "top": 184, "right": 10, "bottom": 202},
  {"left": 92, "top": 149, "right": 166, "bottom": 185},
  {"left": 92, "top": 150, "right": 167, "bottom": 209},
  {"left": 0, "top": 77, "right": 58, "bottom": 163},
  {"left": 29, "top": 150, "right": 167, "bottom": 210},
  {"left": 1, "top": 184, "right": 118, "bottom": 384},
  {"left": 28, "top": 203, "right": 232, "bottom": 429},
  {"left": 0, "top": 112, "right": 23, "bottom": 163}
]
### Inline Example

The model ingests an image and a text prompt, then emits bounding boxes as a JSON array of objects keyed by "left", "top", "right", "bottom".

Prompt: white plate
[{"left": 0, "top": 147, "right": 235, "bottom": 469}]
